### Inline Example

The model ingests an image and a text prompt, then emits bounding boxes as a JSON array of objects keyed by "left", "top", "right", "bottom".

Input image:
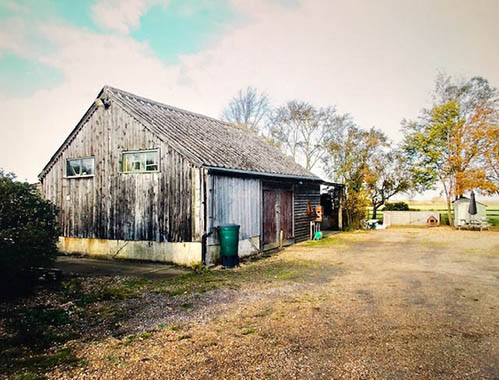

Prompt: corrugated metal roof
[{"left": 104, "top": 86, "right": 320, "bottom": 180}]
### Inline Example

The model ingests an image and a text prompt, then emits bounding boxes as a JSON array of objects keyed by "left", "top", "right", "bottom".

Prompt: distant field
[{"left": 367, "top": 201, "right": 499, "bottom": 228}]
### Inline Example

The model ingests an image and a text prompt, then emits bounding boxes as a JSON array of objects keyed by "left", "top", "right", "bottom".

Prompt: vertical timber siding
[
  {"left": 207, "top": 175, "right": 261, "bottom": 242},
  {"left": 41, "top": 102, "right": 193, "bottom": 242},
  {"left": 294, "top": 184, "right": 320, "bottom": 242}
]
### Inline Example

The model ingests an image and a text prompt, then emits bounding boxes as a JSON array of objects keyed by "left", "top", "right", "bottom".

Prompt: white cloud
[
  {"left": 0, "top": 17, "right": 31, "bottom": 58},
  {"left": 4, "top": 0, "right": 30, "bottom": 13},
  {"left": 1, "top": 0, "right": 499, "bottom": 185},
  {"left": 91, "top": 0, "right": 168, "bottom": 33}
]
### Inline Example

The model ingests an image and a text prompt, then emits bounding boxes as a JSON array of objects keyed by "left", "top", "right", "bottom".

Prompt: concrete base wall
[
  {"left": 58, "top": 237, "right": 202, "bottom": 266},
  {"left": 383, "top": 211, "right": 440, "bottom": 226},
  {"left": 206, "top": 236, "right": 260, "bottom": 265}
]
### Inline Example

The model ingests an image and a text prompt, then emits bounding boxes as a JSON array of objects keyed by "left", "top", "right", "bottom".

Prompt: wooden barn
[{"left": 39, "top": 86, "right": 342, "bottom": 265}]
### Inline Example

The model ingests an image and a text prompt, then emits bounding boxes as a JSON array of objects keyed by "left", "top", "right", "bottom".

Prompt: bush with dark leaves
[
  {"left": 383, "top": 202, "right": 411, "bottom": 211},
  {"left": 0, "top": 170, "right": 58, "bottom": 296}
]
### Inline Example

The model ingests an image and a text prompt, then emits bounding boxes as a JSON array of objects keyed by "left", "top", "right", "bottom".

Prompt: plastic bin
[{"left": 218, "top": 224, "right": 240, "bottom": 268}]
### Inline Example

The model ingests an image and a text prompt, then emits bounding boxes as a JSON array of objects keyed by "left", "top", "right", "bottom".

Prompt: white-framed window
[
  {"left": 122, "top": 149, "right": 159, "bottom": 173},
  {"left": 66, "top": 157, "right": 95, "bottom": 178}
]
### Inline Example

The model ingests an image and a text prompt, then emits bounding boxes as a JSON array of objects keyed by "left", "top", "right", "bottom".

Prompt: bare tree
[
  {"left": 268, "top": 101, "right": 344, "bottom": 171},
  {"left": 222, "top": 87, "right": 269, "bottom": 134}
]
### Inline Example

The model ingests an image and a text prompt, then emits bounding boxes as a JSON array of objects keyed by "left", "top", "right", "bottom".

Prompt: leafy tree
[
  {"left": 323, "top": 124, "right": 384, "bottom": 229},
  {"left": 0, "top": 170, "right": 59, "bottom": 295},
  {"left": 364, "top": 148, "right": 413, "bottom": 219},
  {"left": 402, "top": 75, "right": 499, "bottom": 225},
  {"left": 222, "top": 87, "right": 270, "bottom": 134},
  {"left": 483, "top": 118, "right": 499, "bottom": 194},
  {"left": 269, "top": 101, "right": 345, "bottom": 171}
]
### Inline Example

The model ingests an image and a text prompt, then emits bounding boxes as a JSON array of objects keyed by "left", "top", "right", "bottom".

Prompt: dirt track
[{"left": 52, "top": 228, "right": 499, "bottom": 379}]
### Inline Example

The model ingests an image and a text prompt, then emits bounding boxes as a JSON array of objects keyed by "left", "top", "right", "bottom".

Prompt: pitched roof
[
  {"left": 39, "top": 86, "right": 322, "bottom": 180},
  {"left": 103, "top": 86, "right": 319, "bottom": 180}
]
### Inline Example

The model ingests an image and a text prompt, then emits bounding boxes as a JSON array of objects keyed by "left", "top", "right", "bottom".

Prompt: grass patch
[
  {"left": 23, "top": 348, "right": 76, "bottom": 369},
  {"left": 96, "top": 258, "right": 322, "bottom": 299},
  {"left": 13, "top": 372, "right": 46, "bottom": 380},
  {"left": 367, "top": 205, "right": 499, "bottom": 227},
  {"left": 254, "top": 307, "right": 272, "bottom": 318},
  {"left": 0, "top": 278, "right": 136, "bottom": 377},
  {"left": 0, "top": 244, "right": 332, "bottom": 378},
  {"left": 121, "top": 332, "right": 153, "bottom": 346},
  {"left": 306, "top": 236, "right": 341, "bottom": 247},
  {"left": 11, "top": 348, "right": 84, "bottom": 378},
  {"left": 0, "top": 306, "right": 74, "bottom": 351},
  {"left": 242, "top": 328, "right": 256, "bottom": 335},
  {"left": 106, "top": 354, "right": 126, "bottom": 367}
]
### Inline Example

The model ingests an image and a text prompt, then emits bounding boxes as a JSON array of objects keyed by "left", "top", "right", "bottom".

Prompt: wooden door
[
  {"left": 263, "top": 189, "right": 278, "bottom": 248},
  {"left": 263, "top": 188, "right": 294, "bottom": 250},
  {"left": 280, "top": 190, "right": 293, "bottom": 242}
]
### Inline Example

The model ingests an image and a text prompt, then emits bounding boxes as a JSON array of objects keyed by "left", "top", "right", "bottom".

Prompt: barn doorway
[{"left": 263, "top": 186, "right": 293, "bottom": 250}]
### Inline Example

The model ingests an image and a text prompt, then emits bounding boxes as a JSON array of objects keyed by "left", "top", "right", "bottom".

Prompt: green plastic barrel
[{"left": 218, "top": 224, "right": 240, "bottom": 268}]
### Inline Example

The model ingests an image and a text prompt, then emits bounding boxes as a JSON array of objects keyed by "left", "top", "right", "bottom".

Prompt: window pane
[
  {"left": 145, "top": 151, "right": 158, "bottom": 171},
  {"left": 124, "top": 152, "right": 146, "bottom": 172},
  {"left": 133, "top": 160, "right": 143, "bottom": 171},
  {"left": 81, "top": 158, "right": 94, "bottom": 175},
  {"left": 67, "top": 159, "right": 81, "bottom": 176},
  {"left": 123, "top": 154, "right": 132, "bottom": 172},
  {"left": 123, "top": 151, "right": 158, "bottom": 172}
]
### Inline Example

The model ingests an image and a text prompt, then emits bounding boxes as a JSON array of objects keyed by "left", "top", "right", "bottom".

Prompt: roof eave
[{"left": 203, "top": 165, "right": 335, "bottom": 184}]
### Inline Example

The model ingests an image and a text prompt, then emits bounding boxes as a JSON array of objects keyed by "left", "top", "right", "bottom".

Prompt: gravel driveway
[{"left": 52, "top": 227, "right": 499, "bottom": 379}]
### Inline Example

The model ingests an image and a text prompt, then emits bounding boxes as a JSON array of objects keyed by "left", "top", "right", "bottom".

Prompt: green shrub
[
  {"left": 0, "top": 170, "right": 59, "bottom": 296},
  {"left": 383, "top": 202, "right": 410, "bottom": 211}
]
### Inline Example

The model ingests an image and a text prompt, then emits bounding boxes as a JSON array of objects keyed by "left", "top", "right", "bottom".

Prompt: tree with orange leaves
[{"left": 402, "top": 75, "right": 499, "bottom": 226}]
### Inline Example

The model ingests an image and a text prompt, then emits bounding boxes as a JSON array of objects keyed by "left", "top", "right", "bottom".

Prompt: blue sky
[{"left": 0, "top": 0, "right": 239, "bottom": 96}]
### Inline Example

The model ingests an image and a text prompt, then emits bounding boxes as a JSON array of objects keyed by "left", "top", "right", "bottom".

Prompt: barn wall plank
[
  {"left": 40, "top": 101, "right": 194, "bottom": 242},
  {"left": 294, "top": 184, "right": 321, "bottom": 242},
  {"left": 207, "top": 175, "right": 261, "bottom": 243}
]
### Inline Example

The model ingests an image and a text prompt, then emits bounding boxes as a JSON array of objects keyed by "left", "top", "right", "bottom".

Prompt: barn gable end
[{"left": 40, "top": 96, "right": 195, "bottom": 245}]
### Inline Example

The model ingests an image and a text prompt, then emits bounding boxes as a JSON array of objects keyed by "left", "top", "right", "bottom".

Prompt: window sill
[
  {"left": 64, "top": 175, "right": 95, "bottom": 179},
  {"left": 120, "top": 171, "right": 160, "bottom": 174}
]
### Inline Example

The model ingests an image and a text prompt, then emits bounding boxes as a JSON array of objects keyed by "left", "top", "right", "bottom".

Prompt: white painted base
[
  {"left": 58, "top": 237, "right": 202, "bottom": 266},
  {"left": 383, "top": 211, "right": 440, "bottom": 226},
  {"left": 206, "top": 236, "right": 260, "bottom": 265}
]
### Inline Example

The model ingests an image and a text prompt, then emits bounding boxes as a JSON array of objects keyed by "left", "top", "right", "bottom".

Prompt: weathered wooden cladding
[
  {"left": 207, "top": 175, "right": 261, "bottom": 243},
  {"left": 294, "top": 184, "right": 321, "bottom": 242},
  {"left": 40, "top": 100, "right": 193, "bottom": 243},
  {"left": 38, "top": 86, "right": 335, "bottom": 264}
]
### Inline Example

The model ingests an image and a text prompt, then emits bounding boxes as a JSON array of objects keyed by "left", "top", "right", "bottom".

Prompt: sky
[{"left": 1, "top": 0, "right": 498, "bottom": 199}]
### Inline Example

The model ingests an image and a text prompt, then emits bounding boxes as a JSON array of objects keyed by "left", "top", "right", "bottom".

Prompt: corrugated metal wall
[
  {"left": 294, "top": 184, "right": 321, "bottom": 242},
  {"left": 208, "top": 175, "right": 261, "bottom": 241}
]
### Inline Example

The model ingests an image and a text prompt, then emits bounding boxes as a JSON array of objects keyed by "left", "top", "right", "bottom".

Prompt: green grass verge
[
  {"left": 367, "top": 206, "right": 499, "bottom": 227},
  {"left": 0, "top": 251, "right": 328, "bottom": 378}
]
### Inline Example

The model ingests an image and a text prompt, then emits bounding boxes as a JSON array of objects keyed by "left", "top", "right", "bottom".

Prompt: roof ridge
[
  {"left": 39, "top": 85, "right": 321, "bottom": 181},
  {"left": 101, "top": 85, "right": 320, "bottom": 180},
  {"left": 103, "top": 85, "right": 231, "bottom": 126}
]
